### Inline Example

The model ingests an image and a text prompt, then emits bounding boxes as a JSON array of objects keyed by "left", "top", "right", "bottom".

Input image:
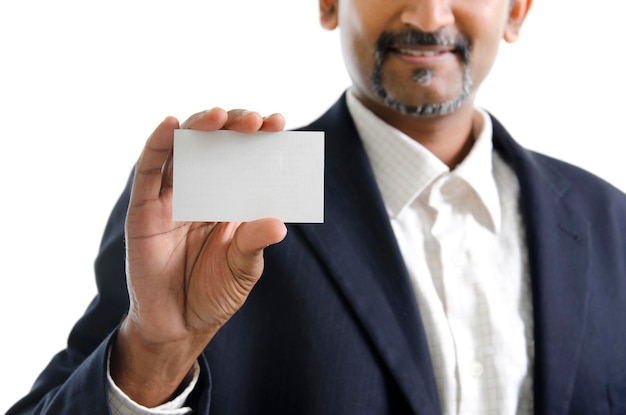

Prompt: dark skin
[{"left": 112, "top": 0, "right": 532, "bottom": 406}]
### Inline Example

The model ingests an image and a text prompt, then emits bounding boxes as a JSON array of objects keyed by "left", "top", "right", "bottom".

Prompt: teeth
[{"left": 398, "top": 49, "right": 439, "bottom": 57}]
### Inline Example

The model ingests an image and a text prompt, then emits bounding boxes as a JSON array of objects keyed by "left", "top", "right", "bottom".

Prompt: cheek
[
  {"left": 339, "top": 22, "right": 379, "bottom": 88},
  {"left": 457, "top": 5, "right": 509, "bottom": 86},
  {"left": 470, "top": 35, "right": 502, "bottom": 85}
]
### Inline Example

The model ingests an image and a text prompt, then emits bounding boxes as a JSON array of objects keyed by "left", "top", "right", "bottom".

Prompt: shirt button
[{"left": 471, "top": 362, "right": 484, "bottom": 378}]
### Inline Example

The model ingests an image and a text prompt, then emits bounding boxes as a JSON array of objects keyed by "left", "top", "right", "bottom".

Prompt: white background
[{"left": 1, "top": 0, "right": 624, "bottom": 411}]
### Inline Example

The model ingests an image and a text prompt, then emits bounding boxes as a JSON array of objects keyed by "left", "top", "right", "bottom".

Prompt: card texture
[{"left": 173, "top": 129, "right": 324, "bottom": 223}]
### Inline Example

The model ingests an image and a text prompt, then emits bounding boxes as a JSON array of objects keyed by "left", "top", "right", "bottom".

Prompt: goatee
[{"left": 371, "top": 30, "right": 472, "bottom": 117}]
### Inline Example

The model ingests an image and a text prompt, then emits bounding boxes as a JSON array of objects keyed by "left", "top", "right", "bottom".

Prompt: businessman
[{"left": 9, "top": 0, "right": 626, "bottom": 413}]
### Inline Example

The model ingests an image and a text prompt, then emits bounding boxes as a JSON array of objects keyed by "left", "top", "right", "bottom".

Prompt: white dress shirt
[
  {"left": 347, "top": 91, "right": 534, "bottom": 414},
  {"left": 107, "top": 350, "right": 198, "bottom": 415},
  {"left": 109, "top": 92, "right": 535, "bottom": 414}
]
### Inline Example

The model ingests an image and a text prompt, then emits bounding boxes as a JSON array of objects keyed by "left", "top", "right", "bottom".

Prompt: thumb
[{"left": 228, "top": 219, "right": 287, "bottom": 280}]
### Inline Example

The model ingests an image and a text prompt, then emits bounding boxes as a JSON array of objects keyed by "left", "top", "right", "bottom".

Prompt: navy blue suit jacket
[{"left": 9, "top": 94, "right": 626, "bottom": 414}]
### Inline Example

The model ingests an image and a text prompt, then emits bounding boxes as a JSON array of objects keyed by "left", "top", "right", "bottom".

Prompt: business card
[{"left": 173, "top": 129, "right": 324, "bottom": 223}]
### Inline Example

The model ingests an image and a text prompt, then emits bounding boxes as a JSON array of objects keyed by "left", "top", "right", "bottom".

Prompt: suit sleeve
[{"left": 6, "top": 170, "right": 213, "bottom": 414}]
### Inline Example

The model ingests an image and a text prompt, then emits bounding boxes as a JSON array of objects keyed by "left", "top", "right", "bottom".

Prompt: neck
[{"left": 358, "top": 96, "right": 479, "bottom": 169}]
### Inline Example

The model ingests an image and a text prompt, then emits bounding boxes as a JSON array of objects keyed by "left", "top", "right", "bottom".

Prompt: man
[{"left": 9, "top": 0, "right": 626, "bottom": 413}]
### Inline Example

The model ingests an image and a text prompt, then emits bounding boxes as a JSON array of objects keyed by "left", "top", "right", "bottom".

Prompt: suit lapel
[
  {"left": 296, "top": 95, "right": 441, "bottom": 414},
  {"left": 492, "top": 117, "right": 591, "bottom": 414}
]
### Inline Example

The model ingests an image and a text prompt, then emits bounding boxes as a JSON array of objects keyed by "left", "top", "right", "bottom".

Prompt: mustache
[{"left": 375, "top": 30, "right": 471, "bottom": 62}]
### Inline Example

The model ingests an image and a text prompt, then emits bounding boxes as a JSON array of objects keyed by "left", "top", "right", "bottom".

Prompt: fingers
[
  {"left": 131, "top": 116, "right": 180, "bottom": 205},
  {"left": 223, "top": 110, "right": 285, "bottom": 133},
  {"left": 180, "top": 107, "right": 228, "bottom": 130},
  {"left": 258, "top": 113, "right": 286, "bottom": 132},
  {"left": 181, "top": 108, "right": 285, "bottom": 133}
]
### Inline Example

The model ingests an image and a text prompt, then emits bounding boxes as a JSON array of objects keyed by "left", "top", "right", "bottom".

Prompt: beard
[{"left": 371, "top": 30, "right": 472, "bottom": 117}]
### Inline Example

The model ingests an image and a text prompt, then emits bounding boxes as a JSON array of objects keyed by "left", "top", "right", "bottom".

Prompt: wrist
[{"left": 110, "top": 318, "right": 213, "bottom": 407}]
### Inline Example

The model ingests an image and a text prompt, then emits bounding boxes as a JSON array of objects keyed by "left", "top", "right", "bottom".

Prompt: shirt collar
[{"left": 346, "top": 89, "right": 502, "bottom": 233}]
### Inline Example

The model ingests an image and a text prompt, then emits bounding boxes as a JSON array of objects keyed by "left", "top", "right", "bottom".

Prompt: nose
[{"left": 400, "top": 0, "right": 455, "bottom": 33}]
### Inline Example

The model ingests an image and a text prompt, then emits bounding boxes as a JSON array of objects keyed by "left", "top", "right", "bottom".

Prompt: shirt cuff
[{"left": 106, "top": 346, "right": 200, "bottom": 415}]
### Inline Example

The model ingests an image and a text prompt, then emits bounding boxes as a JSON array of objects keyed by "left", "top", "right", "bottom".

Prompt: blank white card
[{"left": 173, "top": 129, "right": 324, "bottom": 223}]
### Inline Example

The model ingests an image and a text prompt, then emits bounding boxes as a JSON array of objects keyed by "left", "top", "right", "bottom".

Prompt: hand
[{"left": 111, "top": 108, "right": 287, "bottom": 406}]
